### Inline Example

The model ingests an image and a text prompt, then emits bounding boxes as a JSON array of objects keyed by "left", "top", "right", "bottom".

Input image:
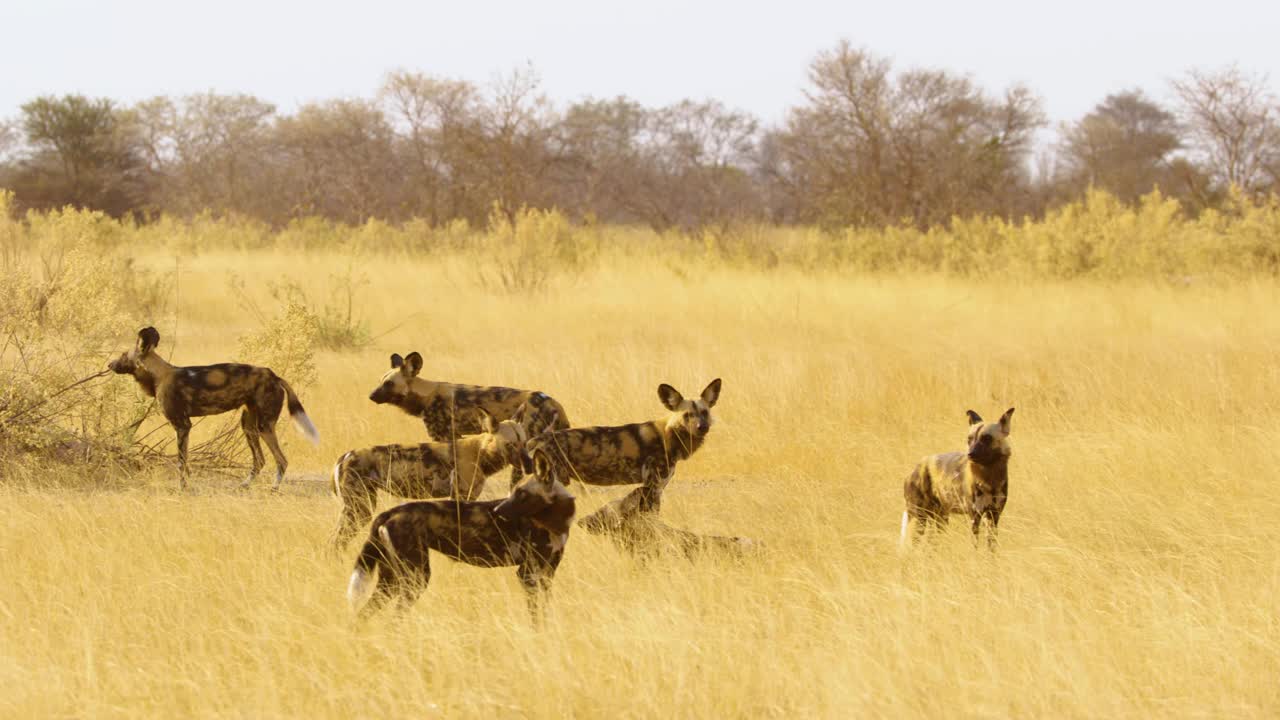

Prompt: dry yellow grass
[{"left": 3, "top": 244, "right": 1279, "bottom": 718}]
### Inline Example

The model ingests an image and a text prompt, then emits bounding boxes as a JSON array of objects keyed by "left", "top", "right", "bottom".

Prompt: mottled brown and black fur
[
  {"left": 346, "top": 451, "right": 575, "bottom": 619},
  {"left": 368, "top": 351, "right": 568, "bottom": 485},
  {"left": 901, "top": 408, "right": 1014, "bottom": 550},
  {"left": 529, "top": 379, "right": 720, "bottom": 493},
  {"left": 329, "top": 410, "right": 534, "bottom": 550},
  {"left": 108, "top": 327, "right": 319, "bottom": 488},
  {"left": 528, "top": 379, "right": 723, "bottom": 542},
  {"left": 368, "top": 351, "right": 569, "bottom": 440}
]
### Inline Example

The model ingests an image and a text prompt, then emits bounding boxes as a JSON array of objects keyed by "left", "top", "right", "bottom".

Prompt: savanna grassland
[{"left": 2, "top": 196, "right": 1280, "bottom": 718}]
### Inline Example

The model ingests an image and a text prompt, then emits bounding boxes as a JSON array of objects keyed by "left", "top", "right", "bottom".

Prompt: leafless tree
[
  {"left": 379, "top": 70, "right": 480, "bottom": 222},
  {"left": 1172, "top": 66, "right": 1280, "bottom": 197},
  {"left": 771, "top": 41, "right": 1044, "bottom": 228},
  {"left": 274, "top": 99, "right": 404, "bottom": 223}
]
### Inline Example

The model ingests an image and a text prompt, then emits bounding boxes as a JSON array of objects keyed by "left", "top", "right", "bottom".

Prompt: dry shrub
[
  {"left": 0, "top": 195, "right": 141, "bottom": 472},
  {"left": 474, "top": 205, "right": 597, "bottom": 293},
  {"left": 236, "top": 296, "right": 321, "bottom": 388}
]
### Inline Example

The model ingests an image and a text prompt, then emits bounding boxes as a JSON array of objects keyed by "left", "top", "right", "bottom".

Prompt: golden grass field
[{"left": 3, "top": 242, "right": 1280, "bottom": 718}]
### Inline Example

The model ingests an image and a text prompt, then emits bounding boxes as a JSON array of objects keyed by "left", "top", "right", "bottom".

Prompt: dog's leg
[
  {"left": 174, "top": 419, "right": 192, "bottom": 490},
  {"left": 331, "top": 486, "right": 377, "bottom": 555},
  {"left": 240, "top": 409, "right": 266, "bottom": 489},
  {"left": 517, "top": 551, "right": 558, "bottom": 624},
  {"left": 260, "top": 428, "right": 289, "bottom": 490},
  {"left": 986, "top": 508, "right": 1002, "bottom": 551}
]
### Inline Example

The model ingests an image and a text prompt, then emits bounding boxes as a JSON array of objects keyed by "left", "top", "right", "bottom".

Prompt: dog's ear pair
[
  {"left": 136, "top": 327, "right": 160, "bottom": 355},
  {"left": 658, "top": 378, "right": 723, "bottom": 411},
  {"left": 966, "top": 408, "right": 1015, "bottom": 434},
  {"left": 389, "top": 352, "right": 424, "bottom": 378}
]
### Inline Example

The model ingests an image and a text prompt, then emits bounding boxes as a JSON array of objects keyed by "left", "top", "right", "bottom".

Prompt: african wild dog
[
  {"left": 369, "top": 351, "right": 569, "bottom": 439},
  {"left": 901, "top": 408, "right": 1015, "bottom": 550},
  {"left": 329, "top": 409, "right": 535, "bottom": 551},
  {"left": 368, "top": 351, "right": 569, "bottom": 482},
  {"left": 526, "top": 379, "right": 722, "bottom": 541},
  {"left": 108, "top": 327, "right": 319, "bottom": 489},
  {"left": 577, "top": 483, "right": 758, "bottom": 558},
  {"left": 346, "top": 450, "right": 575, "bottom": 619}
]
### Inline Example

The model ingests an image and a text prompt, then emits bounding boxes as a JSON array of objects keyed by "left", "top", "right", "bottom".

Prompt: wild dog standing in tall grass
[
  {"left": 367, "top": 351, "right": 569, "bottom": 484},
  {"left": 329, "top": 409, "right": 534, "bottom": 550},
  {"left": 107, "top": 327, "right": 319, "bottom": 489},
  {"left": 346, "top": 450, "right": 575, "bottom": 620},
  {"left": 901, "top": 408, "right": 1014, "bottom": 550},
  {"left": 528, "top": 379, "right": 734, "bottom": 550},
  {"left": 368, "top": 351, "right": 569, "bottom": 439}
]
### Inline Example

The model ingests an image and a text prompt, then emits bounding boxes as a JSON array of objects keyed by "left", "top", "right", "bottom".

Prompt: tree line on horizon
[{"left": 2, "top": 40, "right": 1278, "bottom": 231}]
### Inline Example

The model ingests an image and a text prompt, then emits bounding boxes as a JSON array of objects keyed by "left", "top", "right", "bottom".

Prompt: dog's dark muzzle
[
  {"left": 368, "top": 390, "right": 388, "bottom": 404},
  {"left": 968, "top": 447, "right": 997, "bottom": 464}
]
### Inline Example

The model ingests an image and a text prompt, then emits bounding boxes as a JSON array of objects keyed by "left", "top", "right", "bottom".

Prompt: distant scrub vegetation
[
  {"left": 2, "top": 188, "right": 1279, "bottom": 281},
  {"left": 2, "top": 42, "right": 1279, "bottom": 232}
]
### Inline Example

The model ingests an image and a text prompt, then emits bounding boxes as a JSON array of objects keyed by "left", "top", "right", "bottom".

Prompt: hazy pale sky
[{"left": 3, "top": 0, "right": 1276, "bottom": 127}]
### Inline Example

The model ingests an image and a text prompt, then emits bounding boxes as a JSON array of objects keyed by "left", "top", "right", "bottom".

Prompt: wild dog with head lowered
[
  {"left": 345, "top": 450, "right": 575, "bottom": 620},
  {"left": 107, "top": 327, "right": 319, "bottom": 489},
  {"left": 329, "top": 409, "right": 534, "bottom": 550},
  {"left": 576, "top": 483, "right": 758, "bottom": 558},
  {"left": 901, "top": 408, "right": 1015, "bottom": 550}
]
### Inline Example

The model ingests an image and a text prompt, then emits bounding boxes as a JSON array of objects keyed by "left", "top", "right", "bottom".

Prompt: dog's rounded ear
[
  {"left": 658, "top": 383, "right": 684, "bottom": 411},
  {"left": 390, "top": 353, "right": 404, "bottom": 369},
  {"left": 999, "top": 407, "right": 1015, "bottom": 434},
  {"left": 137, "top": 327, "right": 160, "bottom": 354},
  {"left": 533, "top": 451, "right": 563, "bottom": 486},
  {"left": 966, "top": 409, "right": 984, "bottom": 426},
  {"left": 700, "top": 378, "right": 722, "bottom": 408},
  {"left": 403, "top": 352, "right": 423, "bottom": 378}
]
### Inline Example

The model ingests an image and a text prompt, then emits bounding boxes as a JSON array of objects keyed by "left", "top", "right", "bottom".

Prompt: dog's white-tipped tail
[
  {"left": 348, "top": 525, "right": 393, "bottom": 613},
  {"left": 332, "top": 452, "right": 350, "bottom": 497},
  {"left": 899, "top": 511, "right": 910, "bottom": 551},
  {"left": 292, "top": 410, "right": 320, "bottom": 446},
  {"left": 347, "top": 568, "right": 373, "bottom": 611},
  {"left": 278, "top": 377, "right": 319, "bottom": 445}
]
